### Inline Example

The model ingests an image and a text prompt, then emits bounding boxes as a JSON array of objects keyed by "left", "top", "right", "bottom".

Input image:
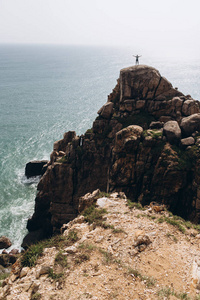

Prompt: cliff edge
[
  {"left": 2, "top": 192, "right": 200, "bottom": 299},
  {"left": 23, "top": 65, "right": 200, "bottom": 247}
]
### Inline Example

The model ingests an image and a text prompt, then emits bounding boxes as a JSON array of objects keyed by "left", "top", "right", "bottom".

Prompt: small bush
[
  {"left": 31, "top": 292, "right": 41, "bottom": 300},
  {"left": 82, "top": 205, "right": 107, "bottom": 226},
  {"left": 127, "top": 267, "right": 156, "bottom": 287},
  {"left": 0, "top": 273, "right": 10, "bottom": 281},
  {"left": 45, "top": 234, "right": 66, "bottom": 249},
  {"left": 112, "top": 227, "right": 126, "bottom": 234},
  {"left": 101, "top": 222, "right": 114, "bottom": 230},
  {"left": 127, "top": 267, "right": 141, "bottom": 278},
  {"left": 172, "top": 144, "right": 199, "bottom": 171},
  {"left": 85, "top": 128, "right": 93, "bottom": 134},
  {"left": 21, "top": 233, "right": 74, "bottom": 268},
  {"left": 157, "top": 216, "right": 186, "bottom": 233},
  {"left": 98, "top": 191, "right": 110, "bottom": 198},
  {"left": 75, "top": 242, "right": 96, "bottom": 265},
  {"left": 99, "top": 249, "right": 113, "bottom": 265},
  {"left": 48, "top": 268, "right": 63, "bottom": 280},
  {"left": 55, "top": 251, "right": 68, "bottom": 268},
  {"left": 75, "top": 253, "right": 90, "bottom": 265},
  {"left": 166, "top": 232, "right": 178, "bottom": 243},
  {"left": 143, "top": 129, "right": 163, "bottom": 140},
  {"left": 157, "top": 287, "right": 189, "bottom": 299},
  {"left": 78, "top": 243, "right": 96, "bottom": 251},
  {"left": 21, "top": 242, "right": 45, "bottom": 267},
  {"left": 57, "top": 156, "right": 68, "bottom": 164},
  {"left": 66, "top": 229, "right": 78, "bottom": 243},
  {"left": 0, "top": 273, "right": 10, "bottom": 287},
  {"left": 127, "top": 199, "right": 143, "bottom": 210}
]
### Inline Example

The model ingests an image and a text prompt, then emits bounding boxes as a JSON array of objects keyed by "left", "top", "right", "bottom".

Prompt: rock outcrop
[{"left": 23, "top": 65, "right": 200, "bottom": 246}]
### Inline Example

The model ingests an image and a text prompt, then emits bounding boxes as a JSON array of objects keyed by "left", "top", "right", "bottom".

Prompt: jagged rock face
[
  {"left": 116, "top": 66, "right": 199, "bottom": 126},
  {"left": 23, "top": 65, "right": 200, "bottom": 246}
]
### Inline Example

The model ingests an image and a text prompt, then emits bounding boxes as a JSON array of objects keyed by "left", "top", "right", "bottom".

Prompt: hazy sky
[{"left": 0, "top": 0, "right": 200, "bottom": 57}]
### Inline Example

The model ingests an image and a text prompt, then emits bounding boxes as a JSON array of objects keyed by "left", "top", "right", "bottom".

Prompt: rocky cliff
[{"left": 23, "top": 65, "right": 200, "bottom": 247}]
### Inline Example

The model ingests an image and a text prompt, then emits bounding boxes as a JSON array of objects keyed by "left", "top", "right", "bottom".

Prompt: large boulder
[
  {"left": 119, "top": 65, "right": 182, "bottom": 102},
  {"left": 182, "top": 100, "right": 200, "bottom": 116},
  {"left": 180, "top": 137, "right": 195, "bottom": 148},
  {"left": 115, "top": 125, "right": 143, "bottom": 152},
  {"left": 163, "top": 121, "right": 181, "bottom": 144},
  {"left": 98, "top": 102, "right": 114, "bottom": 119},
  {"left": 180, "top": 113, "right": 200, "bottom": 137}
]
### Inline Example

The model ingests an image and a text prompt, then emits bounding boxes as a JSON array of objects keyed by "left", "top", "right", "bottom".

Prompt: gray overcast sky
[{"left": 0, "top": 0, "right": 200, "bottom": 57}]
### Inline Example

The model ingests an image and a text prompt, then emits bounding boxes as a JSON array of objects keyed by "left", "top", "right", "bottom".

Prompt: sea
[{"left": 0, "top": 44, "right": 200, "bottom": 251}]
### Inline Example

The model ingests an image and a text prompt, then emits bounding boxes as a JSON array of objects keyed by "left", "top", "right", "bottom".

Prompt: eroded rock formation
[{"left": 22, "top": 65, "right": 200, "bottom": 247}]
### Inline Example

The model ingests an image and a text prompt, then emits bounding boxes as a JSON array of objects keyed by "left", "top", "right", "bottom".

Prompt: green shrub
[
  {"left": 44, "top": 234, "right": 66, "bottom": 249},
  {"left": 127, "top": 267, "right": 156, "bottom": 287},
  {"left": 21, "top": 232, "right": 77, "bottom": 268},
  {"left": 85, "top": 128, "right": 93, "bottom": 134},
  {"left": 157, "top": 216, "right": 186, "bottom": 233},
  {"left": 82, "top": 204, "right": 107, "bottom": 226},
  {"left": 78, "top": 243, "right": 96, "bottom": 251},
  {"left": 48, "top": 268, "right": 63, "bottom": 280},
  {"left": 66, "top": 229, "right": 78, "bottom": 243},
  {"left": 57, "top": 155, "right": 68, "bottom": 164},
  {"left": 75, "top": 253, "right": 90, "bottom": 264},
  {"left": 0, "top": 273, "right": 10, "bottom": 287},
  {"left": 172, "top": 144, "right": 199, "bottom": 171},
  {"left": 0, "top": 273, "right": 10, "bottom": 281},
  {"left": 127, "top": 199, "right": 143, "bottom": 210},
  {"left": 157, "top": 287, "right": 189, "bottom": 299},
  {"left": 99, "top": 249, "right": 113, "bottom": 265},
  {"left": 55, "top": 251, "right": 68, "bottom": 268},
  {"left": 21, "top": 242, "right": 45, "bottom": 267},
  {"left": 143, "top": 129, "right": 163, "bottom": 140},
  {"left": 31, "top": 292, "right": 41, "bottom": 300},
  {"left": 98, "top": 191, "right": 110, "bottom": 198}
]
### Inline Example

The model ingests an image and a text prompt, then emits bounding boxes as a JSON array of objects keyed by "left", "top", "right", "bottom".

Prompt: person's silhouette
[{"left": 133, "top": 55, "right": 142, "bottom": 65}]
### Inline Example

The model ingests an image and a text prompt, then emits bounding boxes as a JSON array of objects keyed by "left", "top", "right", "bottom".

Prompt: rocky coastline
[
  {"left": 1, "top": 64, "right": 200, "bottom": 299},
  {"left": 22, "top": 64, "right": 200, "bottom": 247}
]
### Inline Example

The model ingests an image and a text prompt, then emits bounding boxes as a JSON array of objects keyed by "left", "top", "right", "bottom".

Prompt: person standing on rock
[{"left": 133, "top": 54, "right": 142, "bottom": 65}]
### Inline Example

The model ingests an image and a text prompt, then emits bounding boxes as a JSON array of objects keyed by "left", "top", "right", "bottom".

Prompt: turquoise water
[{"left": 0, "top": 44, "right": 200, "bottom": 250}]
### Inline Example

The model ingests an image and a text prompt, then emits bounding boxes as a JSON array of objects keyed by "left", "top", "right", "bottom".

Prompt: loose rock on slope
[{"left": 2, "top": 192, "right": 200, "bottom": 299}]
